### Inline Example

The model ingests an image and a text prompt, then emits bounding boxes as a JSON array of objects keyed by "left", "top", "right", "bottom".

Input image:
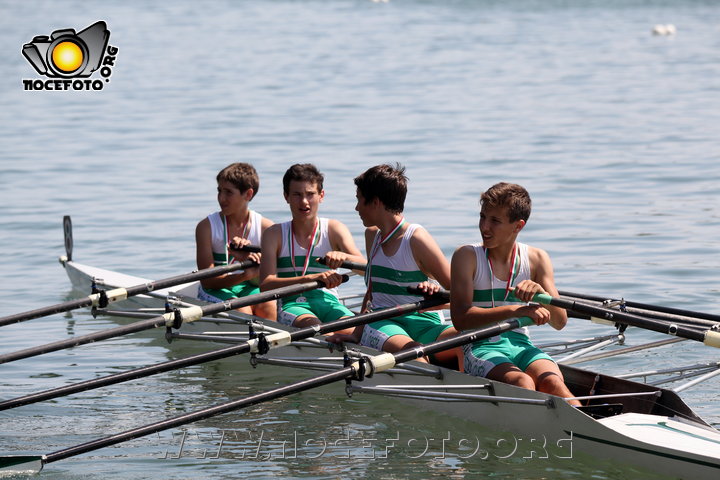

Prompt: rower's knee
[
  {"left": 292, "top": 315, "right": 321, "bottom": 328},
  {"left": 536, "top": 372, "right": 570, "bottom": 396},
  {"left": 493, "top": 369, "right": 535, "bottom": 390}
]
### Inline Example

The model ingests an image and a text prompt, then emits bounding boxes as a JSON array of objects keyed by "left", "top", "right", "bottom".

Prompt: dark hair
[
  {"left": 480, "top": 182, "right": 532, "bottom": 222},
  {"left": 216, "top": 163, "right": 259, "bottom": 199},
  {"left": 354, "top": 163, "right": 407, "bottom": 214},
  {"left": 282, "top": 163, "right": 324, "bottom": 194}
]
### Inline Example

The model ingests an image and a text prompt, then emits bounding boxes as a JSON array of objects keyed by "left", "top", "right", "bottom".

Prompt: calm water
[{"left": 1, "top": 0, "right": 719, "bottom": 478}]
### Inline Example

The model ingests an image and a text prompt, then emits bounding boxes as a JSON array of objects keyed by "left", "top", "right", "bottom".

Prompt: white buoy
[{"left": 652, "top": 24, "right": 676, "bottom": 36}]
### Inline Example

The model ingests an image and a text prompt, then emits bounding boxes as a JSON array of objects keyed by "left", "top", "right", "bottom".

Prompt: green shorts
[
  {"left": 463, "top": 331, "right": 554, "bottom": 378},
  {"left": 198, "top": 281, "right": 260, "bottom": 302},
  {"left": 278, "top": 289, "right": 354, "bottom": 326},
  {"left": 360, "top": 311, "right": 451, "bottom": 350}
]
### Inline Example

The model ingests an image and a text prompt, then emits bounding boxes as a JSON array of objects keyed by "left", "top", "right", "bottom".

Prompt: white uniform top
[
  {"left": 207, "top": 210, "right": 263, "bottom": 269},
  {"left": 470, "top": 241, "right": 531, "bottom": 337},
  {"left": 366, "top": 224, "right": 437, "bottom": 312},
  {"left": 277, "top": 217, "right": 338, "bottom": 298}
]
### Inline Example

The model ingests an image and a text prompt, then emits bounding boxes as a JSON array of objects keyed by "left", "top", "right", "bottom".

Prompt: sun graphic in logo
[{"left": 51, "top": 41, "right": 84, "bottom": 73}]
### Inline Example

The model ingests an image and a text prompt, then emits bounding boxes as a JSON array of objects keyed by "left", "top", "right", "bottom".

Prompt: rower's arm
[
  {"left": 259, "top": 224, "right": 292, "bottom": 290},
  {"left": 409, "top": 227, "right": 451, "bottom": 289},
  {"left": 324, "top": 219, "right": 367, "bottom": 269},
  {"left": 529, "top": 247, "right": 567, "bottom": 330},
  {"left": 450, "top": 245, "right": 528, "bottom": 331}
]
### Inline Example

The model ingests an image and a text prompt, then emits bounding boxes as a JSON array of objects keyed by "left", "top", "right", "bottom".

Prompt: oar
[
  {"left": 537, "top": 293, "right": 720, "bottom": 348},
  {"left": 559, "top": 290, "right": 720, "bottom": 325},
  {"left": 229, "top": 243, "right": 261, "bottom": 253},
  {"left": 0, "top": 277, "right": 347, "bottom": 365},
  {"left": 0, "top": 294, "right": 447, "bottom": 411},
  {"left": 0, "top": 314, "right": 531, "bottom": 474},
  {"left": 0, "top": 260, "right": 258, "bottom": 328},
  {"left": 316, "top": 257, "right": 367, "bottom": 271}
]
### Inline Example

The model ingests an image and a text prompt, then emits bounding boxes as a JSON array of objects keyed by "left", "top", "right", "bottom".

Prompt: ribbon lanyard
[
  {"left": 485, "top": 243, "right": 519, "bottom": 308},
  {"left": 363, "top": 217, "right": 405, "bottom": 310},
  {"left": 289, "top": 220, "right": 320, "bottom": 277},
  {"left": 223, "top": 213, "right": 250, "bottom": 265}
]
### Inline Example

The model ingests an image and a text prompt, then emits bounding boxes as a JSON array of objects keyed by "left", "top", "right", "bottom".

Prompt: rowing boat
[
  {"left": 1, "top": 218, "right": 719, "bottom": 478},
  {"left": 48, "top": 250, "right": 720, "bottom": 478}
]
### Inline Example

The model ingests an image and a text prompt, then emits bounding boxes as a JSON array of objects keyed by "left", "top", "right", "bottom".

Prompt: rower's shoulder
[
  {"left": 407, "top": 224, "right": 438, "bottom": 248},
  {"left": 452, "top": 243, "right": 478, "bottom": 257},
  {"left": 195, "top": 215, "right": 211, "bottom": 233},
  {"left": 260, "top": 216, "right": 274, "bottom": 230},
  {"left": 263, "top": 222, "right": 283, "bottom": 237}
]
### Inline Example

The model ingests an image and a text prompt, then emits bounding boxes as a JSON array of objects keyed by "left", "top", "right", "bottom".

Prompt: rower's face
[
  {"left": 479, "top": 204, "right": 524, "bottom": 247},
  {"left": 217, "top": 180, "right": 251, "bottom": 214},
  {"left": 285, "top": 180, "right": 324, "bottom": 218},
  {"left": 355, "top": 189, "right": 373, "bottom": 227}
]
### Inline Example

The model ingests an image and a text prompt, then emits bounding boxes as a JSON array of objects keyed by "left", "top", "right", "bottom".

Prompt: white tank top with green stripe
[
  {"left": 367, "top": 224, "right": 433, "bottom": 310},
  {"left": 277, "top": 218, "right": 338, "bottom": 298},
  {"left": 471, "top": 242, "right": 531, "bottom": 337},
  {"left": 208, "top": 210, "right": 263, "bottom": 268}
]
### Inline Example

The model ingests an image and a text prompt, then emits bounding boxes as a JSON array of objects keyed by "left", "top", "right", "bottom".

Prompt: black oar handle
[
  {"left": 406, "top": 286, "right": 450, "bottom": 300},
  {"left": 228, "top": 243, "right": 261, "bottom": 253},
  {"left": 316, "top": 257, "right": 367, "bottom": 271}
]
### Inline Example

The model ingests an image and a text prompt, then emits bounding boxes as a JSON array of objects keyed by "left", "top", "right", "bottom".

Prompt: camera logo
[{"left": 22, "top": 21, "right": 118, "bottom": 91}]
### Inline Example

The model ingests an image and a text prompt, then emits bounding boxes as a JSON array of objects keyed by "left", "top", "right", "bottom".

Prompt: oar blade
[
  {"left": 63, "top": 215, "right": 73, "bottom": 261},
  {"left": 0, "top": 455, "right": 45, "bottom": 474}
]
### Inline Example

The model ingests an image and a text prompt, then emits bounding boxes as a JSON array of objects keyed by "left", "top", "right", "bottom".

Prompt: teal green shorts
[
  {"left": 198, "top": 281, "right": 260, "bottom": 302},
  {"left": 463, "top": 331, "right": 554, "bottom": 377},
  {"left": 278, "top": 289, "right": 354, "bottom": 326},
  {"left": 360, "top": 311, "right": 451, "bottom": 350}
]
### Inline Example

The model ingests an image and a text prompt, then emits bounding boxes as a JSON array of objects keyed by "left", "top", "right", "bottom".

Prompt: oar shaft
[
  {"left": 0, "top": 260, "right": 257, "bottom": 327},
  {"left": 538, "top": 294, "right": 720, "bottom": 347},
  {"left": 0, "top": 317, "right": 166, "bottom": 365},
  {"left": 559, "top": 290, "right": 720, "bottom": 323},
  {"left": 0, "top": 295, "right": 442, "bottom": 411},
  {"left": 44, "top": 368, "right": 353, "bottom": 465},
  {"left": 0, "top": 277, "right": 342, "bottom": 365},
  {"left": 40, "top": 312, "right": 529, "bottom": 468},
  {"left": 393, "top": 317, "right": 534, "bottom": 364}
]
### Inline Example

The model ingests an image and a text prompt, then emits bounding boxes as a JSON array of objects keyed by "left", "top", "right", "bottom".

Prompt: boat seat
[{"left": 576, "top": 403, "right": 624, "bottom": 419}]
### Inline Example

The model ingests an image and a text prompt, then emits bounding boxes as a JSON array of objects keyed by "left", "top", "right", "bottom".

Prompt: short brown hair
[
  {"left": 480, "top": 182, "right": 531, "bottom": 223},
  {"left": 354, "top": 163, "right": 407, "bottom": 214},
  {"left": 282, "top": 163, "right": 324, "bottom": 195},
  {"left": 216, "top": 163, "right": 259, "bottom": 199}
]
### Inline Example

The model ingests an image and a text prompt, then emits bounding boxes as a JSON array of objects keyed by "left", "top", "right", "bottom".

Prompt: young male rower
[
  {"left": 333, "top": 163, "right": 462, "bottom": 369},
  {"left": 450, "top": 182, "right": 580, "bottom": 405},
  {"left": 259, "top": 163, "right": 365, "bottom": 331},
  {"left": 195, "top": 162, "right": 276, "bottom": 320}
]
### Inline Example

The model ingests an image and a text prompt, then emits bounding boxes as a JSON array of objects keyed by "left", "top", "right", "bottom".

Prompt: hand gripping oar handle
[
  {"left": 0, "top": 260, "right": 259, "bottom": 327},
  {"left": 0, "top": 275, "right": 347, "bottom": 365},
  {"left": 316, "top": 257, "right": 368, "bottom": 271},
  {"left": 0, "top": 309, "right": 531, "bottom": 473},
  {"left": 0, "top": 293, "right": 446, "bottom": 412},
  {"left": 535, "top": 293, "right": 720, "bottom": 348}
]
